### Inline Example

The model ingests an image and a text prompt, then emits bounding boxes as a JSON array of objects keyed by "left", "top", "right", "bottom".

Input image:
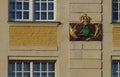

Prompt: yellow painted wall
[
  {"left": 9, "top": 26, "right": 57, "bottom": 46},
  {"left": 113, "top": 27, "right": 120, "bottom": 46}
]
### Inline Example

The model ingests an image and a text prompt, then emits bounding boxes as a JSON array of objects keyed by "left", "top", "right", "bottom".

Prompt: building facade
[{"left": 0, "top": 0, "right": 119, "bottom": 77}]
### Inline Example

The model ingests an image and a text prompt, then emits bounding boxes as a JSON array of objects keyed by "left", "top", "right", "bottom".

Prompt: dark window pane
[
  {"left": 48, "top": 12, "right": 54, "bottom": 20},
  {"left": 16, "top": 2, "right": 22, "bottom": 10},
  {"left": 41, "top": 0, "right": 46, "bottom": 1},
  {"left": 41, "top": 73, "right": 47, "bottom": 77},
  {"left": 24, "top": 73, "right": 30, "bottom": 77},
  {"left": 17, "top": 73, "right": 22, "bottom": 77},
  {"left": 112, "top": 61, "right": 118, "bottom": 72},
  {"left": 112, "top": 72, "right": 118, "bottom": 77},
  {"left": 113, "top": 0, "right": 118, "bottom": 2},
  {"left": 112, "top": 12, "right": 118, "bottom": 20},
  {"left": 112, "top": 3, "right": 118, "bottom": 11},
  {"left": 41, "top": 62, "right": 47, "bottom": 71},
  {"left": 9, "top": 11, "right": 15, "bottom": 20},
  {"left": 34, "top": 12, "right": 40, "bottom": 20},
  {"left": 34, "top": 3, "right": 40, "bottom": 10},
  {"left": 16, "top": 11, "right": 22, "bottom": 19},
  {"left": 48, "top": 73, "right": 55, "bottom": 77},
  {"left": 41, "top": 12, "right": 47, "bottom": 20},
  {"left": 24, "top": 62, "right": 30, "bottom": 71},
  {"left": 16, "top": 62, "right": 22, "bottom": 71},
  {"left": 23, "top": 12, "right": 29, "bottom": 19},
  {"left": 35, "top": 0, "right": 40, "bottom": 1},
  {"left": 41, "top": 3, "right": 47, "bottom": 10},
  {"left": 48, "top": 62, "right": 54, "bottom": 71},
  {"left": 33, "top": 73, "right": 40, "bottom": 77},
  {"left": 9, "top": 1, "right": 15, "bottom": 10},
  {"left": 48, "top": 3, "right": 54, "bottom": 10},
  {"left": 8, "top": 62, "right": 15, "bottom": 72},
  {"left": 48, "top": 0, "right": 53, "bottom": 1},
  {"left": 24, "top": 2, "right": 29, "bottom": 10},
  {"left": 33, "top": 62, "right": 40, "bottom": 71},
  {"left": 9, "top": 72, "right": 15, "bottom": 77}
]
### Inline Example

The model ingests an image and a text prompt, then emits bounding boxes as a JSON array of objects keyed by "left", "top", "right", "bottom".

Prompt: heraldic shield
[{"left": 70, "top": 14, "right": 102, "bottom": 41}]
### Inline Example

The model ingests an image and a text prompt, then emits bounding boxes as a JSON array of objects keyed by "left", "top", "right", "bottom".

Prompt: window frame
[
  {"left": 112, "top": 0, "right": 120, "bottom": 22},
  {"left": 8, "top": 0, "right": 56, "bottom": 21},
  {"left": 112, "top": 60, "right": 120, "bottom": 77},
  {"left": 8, "top": 60, "right": 56, "bottom": 77}
]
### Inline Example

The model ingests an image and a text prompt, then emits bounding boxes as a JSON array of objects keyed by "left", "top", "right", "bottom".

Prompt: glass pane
[
  {"left": 16, "top": 11, "right": 22, "bottom": 19},
  {"left": 48, "top": 12, "right": 54, "bottom": 20},
  {"left": 48, "top": 3, "right": 54, "bottom": 10},
  {"left": 48, "top": 73, "right": 54, "bottom": 77},
  {"left": 9, "top": 1, "right": 15, "bottom": 10},
  {"left": 34, "top": 12, "right": 40, "bottom": 20},
  {"left": 16, "top": 2, "right": 22, "bottom": 10},
  {"left": 9, "top": 62, "right": 15, "bottom": 72},
  {"left": 33, "top": 73, "right": 40, "bottom": 77},
  {"left": 41, "top": 62, "right": 47, "bottom": 71},
  {"left": 113, "top": 0, "right": 118, "bottom": 2},
  {"left": 9, "top": 72, "right": 15, "bottom": 77},
  {"left": 24, "top": 2, "right": 29, "bottom": 10},
  {"left": 112, "top": 61, "right": 118, "bottom": 72},
  {"left": 112, "top": 12, "right": 118, "bottom": 20},
  {"left": 24, "top": 73, "right": 30, "bottom": 77},
  {"left": 23, "top": 12, "right": 29, "bottom": 19},
  {"left": 41, "top": 0, "right": 46, "bottom": 1},
  {"left": 112, "top": 3, "right": 118, "bottom": 11},
  {"left": 35, "top": 0, "right": 40, "bottom": 1},
  {"left": 24, "top": 62, "right": 30, "bottom": 71},
  {"left": 48, "top": 62, "right": 54, "bottom": 71},
  {"left": 112, "top": 72, "right": 118, "bottom": 77},
  {"left": 17, "top": 72, "right": 22, "bottom": 77},
  {"left": 33, "top": 62, "right": 40, "bottom": 71},
  {"left": 9, "top": 11, "right": 15, "bottom": 20},
  {"left": 41, "top": 73, "right": 47, "bottom": 77},
  {"left": 41, "top": 3, "right": 47, "bottom": 10},
  {"left": 16, "top": 62, "right": 22, "bottom": 71},
  {"left": 41, "top": 12, "right": 47, "bottom": 20},
  {"left": 48, "top": 0, "right": 53, "bottom": 1},
  {"left": 34, "top": 3, "right": 40, "bottom": 10}
]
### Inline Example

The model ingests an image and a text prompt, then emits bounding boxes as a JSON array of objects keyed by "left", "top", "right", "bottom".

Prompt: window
[
  {"left": 9, "top": 0, "right": 55, "bottom": 21},
  {"left": 8, "top": 61, "right": 55, "bottom": 77},
  {"left": 112, "top": 60, "right": 120, "bottom": 77},
  {"left": 112, "top": 0, "right": 120, "bottom": 22}
]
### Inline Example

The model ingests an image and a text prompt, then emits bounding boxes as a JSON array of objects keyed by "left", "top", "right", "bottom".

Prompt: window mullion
[
  {"left": 47, "top": 62, "right": 48, "bottom": 77},
  {"left": 15, "top": 62, "right": 17, "bottom": 77},
  {"left": 118, "top": 0, "right": 119, "bottom": 21},
  {"left": 29, "top": 0, "right": 33, "bottom": 21},
  {"left": 40, "top": 62, "right": 42, "bottom": 77},
  {"left": 54, "top": 0, "right": 56, "bottom": 20},
  {"left": 22, "top": 62, "right": 24, "bottom": 77},
  {"left": 22, "top": 0, "right": 24, "bottom": 22},
  {"left": 30, "top": 62, "right": 33, "bottom": 77},
  {"left": 47, "top": 0, "right": 48, "bottom": 20},
  {"left": 118, "top": 62, "right": 119, "bottom": 77},
  {"left": 15, "top": 0, "right": 17, "bottom": 20}
]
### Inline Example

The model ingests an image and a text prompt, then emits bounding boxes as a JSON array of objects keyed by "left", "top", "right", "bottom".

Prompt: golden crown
[{"left": 80, "top": 14, "right": 91, "bottom": 23}]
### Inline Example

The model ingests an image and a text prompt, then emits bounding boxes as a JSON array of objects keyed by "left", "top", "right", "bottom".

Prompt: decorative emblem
[{"left": 70, "top": 14, "right": 102, "bottom": 41}]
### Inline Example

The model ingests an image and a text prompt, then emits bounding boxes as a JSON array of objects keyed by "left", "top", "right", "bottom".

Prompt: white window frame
[
  {"left": 9, "top": 0, "right": 56, "bottom": 21},
  {"left": 112, "top": 60, "right": 120, "bottom": 77},
  {"left": 8, "top": 61, "right": 55, "bottom": 77},
  {"left": 112, "top": 0, "right": 120, "bottom": 22}
]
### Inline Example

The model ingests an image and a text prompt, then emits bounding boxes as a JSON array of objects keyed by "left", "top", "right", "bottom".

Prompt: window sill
[
  {"left": 111, "top": 21, "right": 120, "bottom": 24},
  {"left": 8, "top": 21, "right": 62, "bottom": 26}
]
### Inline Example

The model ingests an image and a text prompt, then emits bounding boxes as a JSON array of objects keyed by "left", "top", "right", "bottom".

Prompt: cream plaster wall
[{"left": 0, "top": 0, "right": 118, "bottom": 77}]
